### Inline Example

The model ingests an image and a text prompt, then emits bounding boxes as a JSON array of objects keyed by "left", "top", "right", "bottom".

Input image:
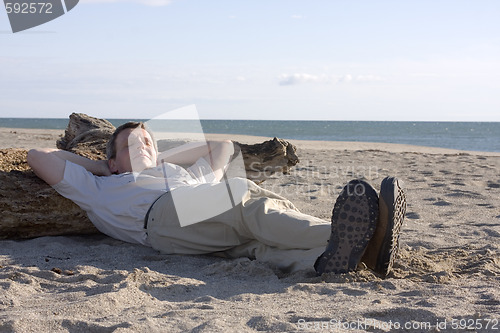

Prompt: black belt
[{"left": 144, "top": 192, "right": 169, "bottom": 229}]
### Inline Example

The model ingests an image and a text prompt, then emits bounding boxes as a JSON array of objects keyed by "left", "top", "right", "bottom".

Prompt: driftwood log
[{"left": 0, "top": 113, "right": 299, "bottom": 239}]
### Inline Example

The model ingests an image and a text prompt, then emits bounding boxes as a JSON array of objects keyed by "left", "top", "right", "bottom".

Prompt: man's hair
[{"left": 106, "top": 121, "right": 158, "bottom": 160}]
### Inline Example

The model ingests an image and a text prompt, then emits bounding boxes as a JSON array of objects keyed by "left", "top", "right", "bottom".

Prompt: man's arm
[
  {"left": 157, "top": 140, "right": 234, "bottom": 181},
  {"left": 157, "top": 141, "right": 233, "bottom": 165},
  {"left": 27, "top": 148, "right": 111, "bottom": 185}
]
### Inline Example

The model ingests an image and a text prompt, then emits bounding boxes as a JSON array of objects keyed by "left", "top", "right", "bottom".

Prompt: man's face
[{"left": 109, "top": 127, "right": 158, "bottom": 174}]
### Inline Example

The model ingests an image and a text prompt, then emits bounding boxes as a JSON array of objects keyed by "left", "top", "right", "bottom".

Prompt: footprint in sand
[
  {"left": 445, "top": 190, "right": 483, "bottom": 198},
  {"left": 476, "top": 203, "right": 496, "bottom": 209},
  {"left": 433, "top": 200, "right": 452, "bottom": 206},
  {"left": 405, "top": 212, "right": 420, "bottom": 219},
  {"left": 487, "top": 181, "right": 500, "bottom": 189},
  {"left": 430, "top": 183, "right": 446, "bottom": 188}
]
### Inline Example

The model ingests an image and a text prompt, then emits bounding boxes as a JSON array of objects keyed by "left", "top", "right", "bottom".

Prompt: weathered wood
[
  {"left": 0, "top": 113, "right": 299, "bottom": 239},
  {"left": 56, "top": 112, "right": 115, "bottom": 160},
  {"left": 0, "top": 149, "right": 98, "bottom": 239},
  {"left": 235, "top": 138, "right": 299, "bottom": 184}
]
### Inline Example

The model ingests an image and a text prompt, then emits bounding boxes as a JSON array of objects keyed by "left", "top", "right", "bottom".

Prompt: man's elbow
[
  {"left": 26, "top": 148, "right": 63, "bottom": 185},
  {"left": 27, "top": 148, "right": 41, "bottom": 169},
  {"left": 27, "top": 148, "right": 49, "bottom": 168}
]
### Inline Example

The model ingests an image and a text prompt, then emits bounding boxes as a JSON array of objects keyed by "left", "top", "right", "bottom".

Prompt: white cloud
[
  {"left": 338, "top": 74, "right": 352, "bottom": 83},
  {"left": 291, "top": 15, "right": 303, "bottom": 19},
  {"left": 409, "top": 73, "right": 440, "bottom": 78},
  {"left": 81, "top": 0, "right": 172, "bottom": 6},
  {"left": 279, "top": 73, "right": 384, "bottom": 86},
  {"left": 278, "top": 73, "right": 327, "bottom": 86},
  {"left": 352, "top": 75, "right": 383, "bottom": 82}
]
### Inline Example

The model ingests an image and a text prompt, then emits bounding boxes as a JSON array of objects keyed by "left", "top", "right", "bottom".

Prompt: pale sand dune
[{"left": 1, "top": 127, "right": 499, "bottom": 332}]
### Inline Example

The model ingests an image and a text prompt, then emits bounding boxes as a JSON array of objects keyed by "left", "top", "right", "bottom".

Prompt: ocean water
[{"left": 1, "top": 118, "right": 499, "bottom": 153}]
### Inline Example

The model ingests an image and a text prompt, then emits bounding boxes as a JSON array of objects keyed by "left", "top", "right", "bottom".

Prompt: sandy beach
[{"left": 0, "top": 127, "right": 499, "bottom": 332}]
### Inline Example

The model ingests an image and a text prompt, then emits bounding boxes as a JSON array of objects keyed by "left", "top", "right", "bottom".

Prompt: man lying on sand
[{"left": 27, "top": 121, "right": 407, "bottom": 276}]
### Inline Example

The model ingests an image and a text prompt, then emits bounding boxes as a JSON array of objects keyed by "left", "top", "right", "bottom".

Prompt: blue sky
[{"left": 1, "top": 0, "right": 499, "bottom": 121}]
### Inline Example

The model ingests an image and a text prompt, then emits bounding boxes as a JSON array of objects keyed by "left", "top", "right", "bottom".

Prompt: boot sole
[
  {"left": 375, "top": 177, "right": 407, "bottom": 276},
  {"left": 315, "top": 180, "right": 378, "bottom": 275}
]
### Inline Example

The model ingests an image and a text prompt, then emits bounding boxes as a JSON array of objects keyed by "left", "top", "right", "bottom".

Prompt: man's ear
[{"left": 108, "top": 159, "right": 118, "bottom": 174}]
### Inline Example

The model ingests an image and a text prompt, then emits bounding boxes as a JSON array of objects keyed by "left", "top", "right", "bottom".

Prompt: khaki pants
[{"left": 146, "top": 178, "right": 330, "bottom": 272}]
